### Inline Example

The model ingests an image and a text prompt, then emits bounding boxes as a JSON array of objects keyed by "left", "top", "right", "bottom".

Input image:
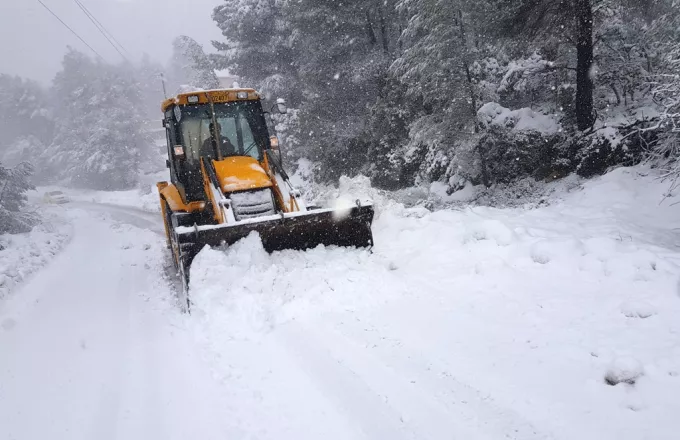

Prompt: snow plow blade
[{"left": 175, "top": 204, "right": 374, "bottom": 263}]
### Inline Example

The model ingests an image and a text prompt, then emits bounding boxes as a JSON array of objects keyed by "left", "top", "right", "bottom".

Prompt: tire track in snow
[
  {"left": 280, "top": 322, "right": 413, "bottom": 440},
  {"left": 280, "top": 318, "right": 551, "bottom": 440},
  {"left": 0, "top": 205, "right": 236, "bottom": 440}
]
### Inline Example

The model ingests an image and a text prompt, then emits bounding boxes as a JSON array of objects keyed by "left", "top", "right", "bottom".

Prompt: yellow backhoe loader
[{"left": 157, "top": 88, "right": 374, "bottom": 309}]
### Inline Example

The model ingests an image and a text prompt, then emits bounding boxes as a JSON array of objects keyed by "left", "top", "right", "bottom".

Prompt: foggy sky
[{"left": 0, "top": 0, "right": 223, "bottom": 85}]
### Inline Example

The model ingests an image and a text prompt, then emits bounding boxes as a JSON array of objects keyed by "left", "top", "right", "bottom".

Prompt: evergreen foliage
[{"left": 211, "top": 0, "right": 680, "bottom": 189}]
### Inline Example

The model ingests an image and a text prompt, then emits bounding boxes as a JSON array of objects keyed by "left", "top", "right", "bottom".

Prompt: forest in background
[
  {"left": 0, "top": 36, "right": 216, "bottom": 232},
  {"left": 1, "top": 0, "right": 679, "bottom": 234},
  {"left": 212, "top": 0, "right": 679, "bottom": 191}
]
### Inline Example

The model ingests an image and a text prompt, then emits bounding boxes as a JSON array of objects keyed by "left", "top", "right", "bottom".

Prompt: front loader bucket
[{"left": 175, "top": 204, "right": 374, "bottom": 268}]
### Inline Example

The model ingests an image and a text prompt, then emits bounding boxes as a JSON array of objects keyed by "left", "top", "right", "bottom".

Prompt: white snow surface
[
  {"left": 605, "top": 356, "right": 645, "bottom": 386},
  {"left": 2, "top": 165, "right": 680, "bottom": 440},
  {"left": 0, "top": 210, "right": 72, "bottom": 302},
  {"left": 36, "top": 183, "right": 161, "bottom": 213},
  {"left": 478, "top": 102, "right": 561, "bottom": 134}
]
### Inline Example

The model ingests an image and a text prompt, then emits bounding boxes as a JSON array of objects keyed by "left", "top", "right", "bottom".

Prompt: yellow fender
[{"left": 157, "top": 182, "right": 204, "bottom": 213}]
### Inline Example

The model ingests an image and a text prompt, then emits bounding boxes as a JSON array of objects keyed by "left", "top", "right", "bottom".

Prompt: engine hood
[{"left": 212, "top": 156, "right": 273, "bottom": 193}]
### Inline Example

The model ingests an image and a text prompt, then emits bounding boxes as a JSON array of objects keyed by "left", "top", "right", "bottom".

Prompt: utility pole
[{"left": 160, "top": 72, "right": 168, "bottom": 99}]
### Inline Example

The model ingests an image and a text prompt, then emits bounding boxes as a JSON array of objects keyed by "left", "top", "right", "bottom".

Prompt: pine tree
[
  {"left": 43, "top": 48, "right": 148, "bottom": 190},
  {"left": 1, "top": 135, "right": 44, "bottom": 169},
  {"left": 0, "top": 161, "right": 35, "bottom": 234},
  {"left": 647, "top": 9, "right": 680, "bottom": 192},
  {"left": 136, "top": 53, "right": 167, "bottom": 121},
  {"left": 208, "top": 0, "right": 680, "bottom": 188},
  {"left": 167, "top": 36, "right": 220, "bottom": 92},
  {"left": 485, "top": 0, "right": 601, "bottom": 131},
  {"left": 0, "top": 74, "right": 53, "bottom": 146},
  {"left": 211, "top": 0, "right": 302, "bottom": 102}
]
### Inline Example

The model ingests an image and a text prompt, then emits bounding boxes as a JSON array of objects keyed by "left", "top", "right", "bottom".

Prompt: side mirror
[
  {"left": 166, "top": 159, "right": 171, "bottom": 168},
  {"left": 162, "top": 119, "right": 167, "bottom": 128},
  {"left": 275, "top": 98, "right": 287, "bottom": 114}
]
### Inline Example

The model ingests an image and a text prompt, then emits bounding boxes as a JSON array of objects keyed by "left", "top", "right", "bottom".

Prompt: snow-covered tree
[
  {"left": 208, "top": 0, "right": 680, "bottom": 189},
  {"left": 0, "top": 74, "right": 53, "bottom": 146},
  {"left": 647, "top": 12, "right": 680, "bottom": 192},
  {"left": 43, "top": 48, "right": 149, "bottom": 190},
  {"left": 0, "top": 161, "right": 35, "bottom": 234},
  {"left": 212, "top": 0, "right": 303, "bottom": 102},
  {"left": 286, "top": 0, "right": 400, "bottom": 176},
  {"left": 485, "top": 0, "right": 598, "bottom": 131},
  {"left": 167, "top": 36, "right": 219, "bottom": 92},
  {"left": 366, "top": 76, "right": 420, "bottom": 188},
  {"left": 135, "top": 53, "right": 167, "bottom": 121},
  {"left": 1, "top": 135, "right": 44, "bottom": 169},
  {"left": 212, "top": 0, "right": 404, "bottom": 179}
]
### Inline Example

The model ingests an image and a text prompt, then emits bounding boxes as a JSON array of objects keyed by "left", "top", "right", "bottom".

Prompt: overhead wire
[
  {"left": 77, "top": 0, "right": 130, "bottom": 56},
  {"left": 35, "top": 0, "right": 105, "bottom": 61},
  {"left": 73, "top": 0, "right": 131, "bottom": 61}
]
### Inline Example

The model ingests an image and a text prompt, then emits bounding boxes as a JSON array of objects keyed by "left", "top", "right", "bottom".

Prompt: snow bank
[
  {"left": 605, "top": 357, "right": 645, "bottom": 386},
  {"left": 478, "top": 102, "right": 561, "bottom": 134},
  {"left": 620, "top": 300, "right": 657, "bottom": 319},
  {"left": 0, "top": 211, "right": 72, "bottom": 302},
  {"left": 304, "top": 173, "right": 398, "bottom": 219},
  {"left": 430, "top": 180, "right": 477, "bottom": 203},
  {"left": 187, "top": 164, "right": 680, "bottom": 440},
  {"left": 189, "top": 232, "right": 390, "bottom": 340}
]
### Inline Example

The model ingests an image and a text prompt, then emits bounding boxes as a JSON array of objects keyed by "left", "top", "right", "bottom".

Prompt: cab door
[{"left": 165, "top": 108, "right": 205, "bottom": 203}]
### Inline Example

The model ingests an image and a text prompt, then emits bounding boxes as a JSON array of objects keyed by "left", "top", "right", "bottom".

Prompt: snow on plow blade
[{"left": 175, "top": 204, "right": 374, "bottom": 255}]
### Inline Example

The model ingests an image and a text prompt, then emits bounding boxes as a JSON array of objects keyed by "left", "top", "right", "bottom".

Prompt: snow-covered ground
[
  {"left": 64, "top": 186, "right": 160, "bottom": 212},
  {"left": 0, "top": 205, "right": 235, "bottom": 439},
  {"left": 35, "top": 166, "right": 167, "bottom": 213},
  {"left": 0, "top": 208, "right": 72, "bottom": 303},
  {"left": 1, "top": 165, "right": 679, "bottom": 440}
]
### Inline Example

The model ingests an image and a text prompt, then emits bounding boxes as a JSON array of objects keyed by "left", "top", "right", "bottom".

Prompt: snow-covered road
[
  {"left": 0, "top": 205, "right": 235, "bottom": 440},
  {"left": 2, "top": 167, "right": 680, "bottom": 440}
]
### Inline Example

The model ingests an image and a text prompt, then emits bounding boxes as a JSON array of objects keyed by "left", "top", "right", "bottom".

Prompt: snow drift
[{"left": 187, "top": 165, "right": 680, "bottom": 440}]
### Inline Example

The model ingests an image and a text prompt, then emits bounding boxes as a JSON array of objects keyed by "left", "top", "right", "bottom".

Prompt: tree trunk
[
  {"left": 610, "top": 84, "right": 621, "bottom": 105},
  {"left": 477, "top": 141, "right": 490, "bottom": 187},
  {"left": 398, "top": 23, "right": 403, "bottom": 52},
  {"left": 365, "top": 10, "right": 377, "bottom": 46},
  {"left": 457, "top": 10, "right": 478, "bottom": 133},
  {"left": 378, "top": 5, "right": 389, "bottom": 54},
  {"left": 575, "top": 0, "right": 595, "bottom": 131}
]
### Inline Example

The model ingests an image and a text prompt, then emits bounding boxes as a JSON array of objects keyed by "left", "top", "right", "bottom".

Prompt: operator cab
[{"left": 162, "top": 89, "right": 274, "bottom": 202}]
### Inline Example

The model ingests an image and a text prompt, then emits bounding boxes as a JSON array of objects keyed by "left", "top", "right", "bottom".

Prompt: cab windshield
[{"left": 176, "top": 101, "right": 269, "bottom": 164}]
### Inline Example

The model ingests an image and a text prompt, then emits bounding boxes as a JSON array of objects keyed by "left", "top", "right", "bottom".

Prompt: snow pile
[
  {"left": 430, "top": 180, "right": 477, "bottom": 203},
  {"left": 597, "top": 126, "right": 624, "bottom": 147},
  {"left": 605, "top": 357, "right": 645, "bottom": 386},
  {"left": 478, "top": 102, "right": 561, "bottom": 134},
  {"left": 620, "top": 300, "right": 657, "bottom": 318},
  {"left": 0, "top": 212, "right": 72, "bottom": 302},
  {"left": 310, "top": 174, "right": 399, "bottom": 218},
  {"left": 187, "top": 164, "right": 680, "bottom": 440},
  {"left": 189, "top": 233, "right": 393, "bottom": 340},
  {"left": 497, "top": 53, "right": 552, "bottom": 93}
]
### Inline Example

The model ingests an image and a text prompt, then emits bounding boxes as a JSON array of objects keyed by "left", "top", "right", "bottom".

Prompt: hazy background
[{"left": 0, "top": 0, "right": 223, "bottom": 84}]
